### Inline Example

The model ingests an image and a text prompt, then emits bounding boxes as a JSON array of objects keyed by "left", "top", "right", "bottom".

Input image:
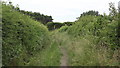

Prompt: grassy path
[
  {"left": 51, "top": 31, "right": 70, "bottom": 66},
  {"left": 26, "top": 31, "right": 119, "bottom": 66},
  {"left": 60, "top": 46, "right": 68, "bottom": 66}
]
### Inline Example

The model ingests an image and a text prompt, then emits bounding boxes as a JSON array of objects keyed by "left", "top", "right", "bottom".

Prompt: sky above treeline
[{"left": 2, "top": 0, "right": 120, "bottom": 22}]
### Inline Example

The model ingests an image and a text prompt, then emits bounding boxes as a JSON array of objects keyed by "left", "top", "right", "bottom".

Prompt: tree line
[{"left": 7, "top": 1, "right": 53, "bottom": 25}]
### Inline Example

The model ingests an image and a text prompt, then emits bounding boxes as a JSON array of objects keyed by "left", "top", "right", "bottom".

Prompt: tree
[
  {"left": 119, "top": 1, "right": 120, "bottom": 12},
  {"left": 47, "top": 22, "right": 64, "bottom": 30},
  {"left": 80, "top": 10, "right": 99, "bottom": 17},
  {"left": 109, "top": 2, "right": 117, "bottom": 17},
  {"left": 118, "top": 1, "right": 120, "bottom": 47},
  {"left": 64, "top": 22, "right": 74, "bottom": 26}
]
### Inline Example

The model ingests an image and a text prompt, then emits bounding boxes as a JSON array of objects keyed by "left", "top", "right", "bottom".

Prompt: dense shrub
[
  {"left": 67, "top": 15, "right": 98, "bottom": 37},
  {"left": 47, "top": 22, "right": 64, "bottom": 31},
  {"left": 58, "top": 25, "right": 69, "bottom": 32},
  {"left": 2, "top": 3, "right": 50, "bottom": 66},
  {"left": 67, "top": 14, "right": 119, "bottom": 48}
]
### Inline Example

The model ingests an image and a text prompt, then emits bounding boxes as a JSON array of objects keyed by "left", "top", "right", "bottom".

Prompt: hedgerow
[{"left": 2, "top": 3, "right": 50, "bottom": 66}]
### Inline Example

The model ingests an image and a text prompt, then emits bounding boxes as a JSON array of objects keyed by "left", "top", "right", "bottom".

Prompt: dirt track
[{"left": 60, "top": 46, "right": 68, "bottom": 67}]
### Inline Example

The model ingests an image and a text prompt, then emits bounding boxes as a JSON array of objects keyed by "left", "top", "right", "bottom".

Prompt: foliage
[
  {"left": 6, "top": 1, "right": 53, "bottom": 25},
  {"left": 67, "top": 15, "right": 98, "bottom": 37},
  {"left": 47, "top": 22, "right": 64, "bottom": 31},
  {"left": 65, "top": 35, "right": 120, "bottom": 66},
  {"left": 50, "top": 31, "right": 120, "bottom": 66},
  {"left": 109, "top": 2, "right": 118, "bottom": 17},
  {"left": 27, "top": 33, "right": 61, "bottom": 66},
  {"left": 66, "top": 5, "right": 119, "bottom": 48},
  {"left": 118, "top": 5, "right": 120, "bottom": 47},
  {"left": 79, "top": 10, "right": 100, "bottom": 18},
  {"left": 2, "top": 1, "right": 120, "bottom": 66},
  {"left": 2, "top": 3, "right": 50, "bottom": 66},
  {"left": 64, "top": 22, "right": 74, "bottom": 26},
  {"left": 47, "top": 22, "right": 74, "bottom": 31},
  {"left": 20, "top": 10, "right": 53, "bottom": 25},
  {"left": 58, "top": 25, "right": 69, "bottom": 32}
]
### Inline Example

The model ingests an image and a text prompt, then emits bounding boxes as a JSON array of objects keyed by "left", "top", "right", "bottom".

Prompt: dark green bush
[
  {"left": 47, "top": 22, "right": 64, "bottom": 30},
  {"left": 2, "top": 3, "right": 50, "bottom": 66}
]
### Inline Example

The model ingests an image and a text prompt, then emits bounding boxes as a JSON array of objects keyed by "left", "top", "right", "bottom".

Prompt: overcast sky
[{"left": 2, "top": 0, "right": 120, "bottom": 22}]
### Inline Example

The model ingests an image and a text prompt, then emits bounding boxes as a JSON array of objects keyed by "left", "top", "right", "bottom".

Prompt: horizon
[{"left": 2, "top": 0, "right": 120, "bottom": 22}]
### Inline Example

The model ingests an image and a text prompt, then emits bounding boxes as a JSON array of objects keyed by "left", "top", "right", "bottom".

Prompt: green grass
[
  {"left": 2, "top": 2, "right": 120, "bottom": 66},
  {"left": 51, "top": 31, "right": 120, "bottom": 66},
  {"left": 27, "top": 34, "right": 61, "bottom": 66},
  {"left": 64, "top": 35, "right": 120, "bottom": 66}
]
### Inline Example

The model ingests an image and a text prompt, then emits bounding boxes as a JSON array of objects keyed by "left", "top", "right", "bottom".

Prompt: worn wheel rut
[{"left": 60, "top": 46, "right": 68, "bottom": 67}]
